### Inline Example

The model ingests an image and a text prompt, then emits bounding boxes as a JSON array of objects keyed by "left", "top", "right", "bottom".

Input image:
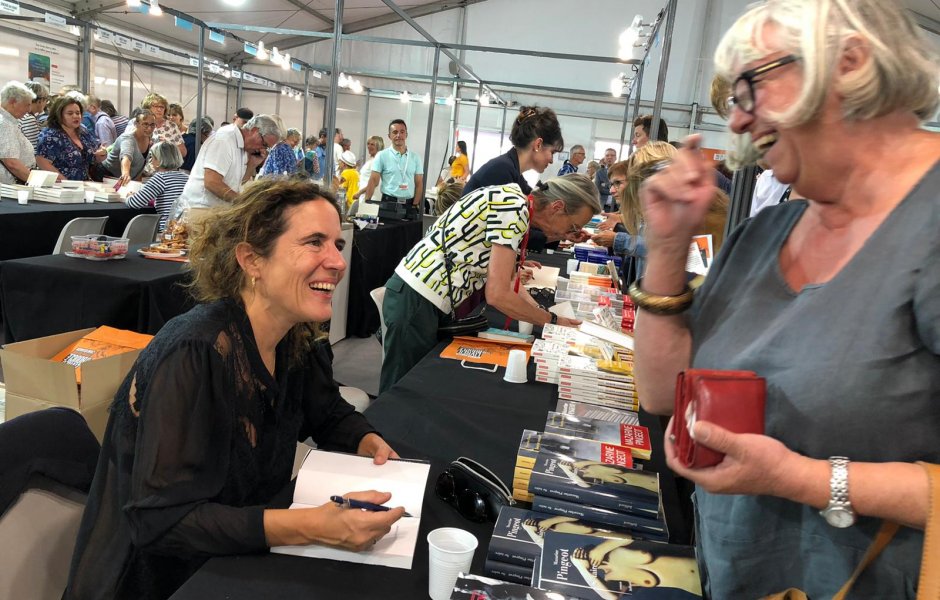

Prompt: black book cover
[
  {"left": 532, "top": 495, "right": 667, "bottom": 541},
  {"left": 488, "top": 506, "right": 639, "bottom": 567},
  {"left": 527, "top": 451, "right": 659, "bottom": 516},
  {"left": 451, "top": 573, "right": 582, "bottom": 600},
  {"left": 536, "top": 531, "right": 702, "bottom": 599}
]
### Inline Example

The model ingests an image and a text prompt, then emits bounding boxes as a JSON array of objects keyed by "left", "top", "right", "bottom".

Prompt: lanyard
[
  {"left": 503, "top": 195, "right": 533, "bottom": 330},
  {"left": 394, "top": 150, "right": 410, "bottom": 181}
]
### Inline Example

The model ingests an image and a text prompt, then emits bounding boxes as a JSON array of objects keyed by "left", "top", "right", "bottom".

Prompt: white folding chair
[
  {"left": 51, "top": 217, "right": 109, "bottom": 255},
  {"left": 121, "top": 213, "right": 160, "bottom": 245},
  {"left": 339, "top": 386, "right": 371, "bottom": 413},
  {"left": 370, "top": 286, "right": 387, "bottom": 358}
]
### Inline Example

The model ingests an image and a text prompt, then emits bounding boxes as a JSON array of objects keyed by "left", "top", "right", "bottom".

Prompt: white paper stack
[
  {"left": 556, "top": 355, "right": 638, "bottom": 411},
  {"left": 26, "top": 170, "right": 59, "bottom": 187},
  {"left": 531, "top": 339, "right": 570, "bottom": 384},
  {"left": 1, "top": 184, "right": 32, "bottom": 200},
  {"left": 32, "top": 185, "right": 85, "bottom": 203}
]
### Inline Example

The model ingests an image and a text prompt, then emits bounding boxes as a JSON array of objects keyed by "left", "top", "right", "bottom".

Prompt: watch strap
[{"left": 829, "top": 456, "right": 851, "bottom": 507}]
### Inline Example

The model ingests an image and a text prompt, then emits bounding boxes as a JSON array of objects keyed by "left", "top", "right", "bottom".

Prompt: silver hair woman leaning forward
[
  {"left": 379, "top": 174, "right": 601, "bottom": 393},
  {"left": 632, "top": 0, "right": 940, "bottom": 597}
]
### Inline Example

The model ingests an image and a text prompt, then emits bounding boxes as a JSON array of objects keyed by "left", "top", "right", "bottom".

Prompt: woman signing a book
[
  {"left": 65, "top": 179, "right": 405, "bottom": 600},
  {"left": 633, "top": 1, "right": 939, "bottom": 597},
  {"left": 379, "top": 174, "right": 602, "bottom": 393}
]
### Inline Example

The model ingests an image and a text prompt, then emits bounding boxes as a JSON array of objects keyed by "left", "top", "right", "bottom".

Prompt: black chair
[{"left": 0, "top": 408, "right": 100, "bottom": 599}]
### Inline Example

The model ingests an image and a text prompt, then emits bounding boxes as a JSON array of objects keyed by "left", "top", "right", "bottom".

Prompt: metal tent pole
[
  {"left": 422, "top": 46, "right": 441, "bottom": 190},
  {"left": 81, "top": 23, "right": 92, "bottom": 93},
  {"left": 236, "top": 63, "right": 243, "bottom": 109},
  {"left": 618, "top": 88, "right": 632, "bottom": 155},
  {"left": 499, "top": 103, "right": 507, "bottom": 150},
  {"left": 470, "top": 81, "right": 483, "bottom": 171},
  {"left": 302, "top": 67, "right": 310, "bottom": 143},
  {"left": 361, "top": 91, "right": 370, "bottom": 160},
  {"left": 628, "top": 62, "right": 644, "bottom": 151},
  {"left": 324, "top": 0, "right": 344, "bottom": 183},
  {"left": 650, "top": 0, "right": 677, "bottom": 142},
  {"left": 194, "top": 26, "right": 206, "bottom": 156}
]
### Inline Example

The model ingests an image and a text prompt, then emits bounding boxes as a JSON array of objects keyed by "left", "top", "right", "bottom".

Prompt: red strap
[{"left": 503, "top": 196, "right": 533, "bottom": 330}]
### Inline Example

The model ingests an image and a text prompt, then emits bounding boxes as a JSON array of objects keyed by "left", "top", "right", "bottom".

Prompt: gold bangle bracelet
[{"left": 627, "top": 279, "right": 695, "bottom": 315}]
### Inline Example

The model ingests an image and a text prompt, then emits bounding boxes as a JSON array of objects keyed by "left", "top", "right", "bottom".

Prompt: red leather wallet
[{"left": 673, "top": 369, "right": 766, "bottom": 468}]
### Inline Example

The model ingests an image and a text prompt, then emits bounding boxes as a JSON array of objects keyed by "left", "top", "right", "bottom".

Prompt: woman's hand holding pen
[{"left": 311, "top": 490, "right": 405, "bottom": 551}]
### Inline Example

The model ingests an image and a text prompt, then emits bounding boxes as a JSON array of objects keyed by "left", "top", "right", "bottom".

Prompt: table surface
[
  {"left": 0, "top": 247, "right": 192, "bottom": 342},
  {"left": 171, "top": 316, "right": 689, "bottom": 599},
  {"left": 0, "top": 198, "right": 153, "bottom": 261}
]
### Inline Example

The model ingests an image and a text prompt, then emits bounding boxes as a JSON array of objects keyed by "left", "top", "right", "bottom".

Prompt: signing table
[
  {"left": 346, "top": 219, "right": 423, "bottom": 338},
  {"left": 170, "top": 335, "right": 689, "bottom": 599},
  {"left": 0, "top": 198, "right": 153, "bottom": 261},
  {"left": 0, "top": 249, "right": 192, "bottom": 343}
]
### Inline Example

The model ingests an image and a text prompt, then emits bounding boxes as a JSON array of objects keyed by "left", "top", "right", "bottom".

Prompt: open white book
[{"left": 270, "top": 448, "right": 431, "bottom": 569}]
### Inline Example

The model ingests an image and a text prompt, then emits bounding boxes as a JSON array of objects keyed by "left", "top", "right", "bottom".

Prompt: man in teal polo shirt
[{"left": 359, "top": 119, "right": 424, "bottom": 210}]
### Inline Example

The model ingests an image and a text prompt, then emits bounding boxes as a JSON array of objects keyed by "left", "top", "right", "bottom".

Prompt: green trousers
[{"left": 379, "top": 273, "right": 449, "bottom": 394}]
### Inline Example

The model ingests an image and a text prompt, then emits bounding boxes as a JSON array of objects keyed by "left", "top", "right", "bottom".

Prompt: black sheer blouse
[{"left": 66, "top": 299, "right": 377, "bottom": 600}]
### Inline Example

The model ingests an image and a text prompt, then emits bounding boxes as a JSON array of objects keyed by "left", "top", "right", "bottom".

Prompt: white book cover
[{"left": 270, "top": 449, "right": 430, "bottom": 569}]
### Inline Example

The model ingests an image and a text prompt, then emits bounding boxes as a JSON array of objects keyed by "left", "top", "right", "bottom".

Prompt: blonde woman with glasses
[{"left": 141, "top": 93, "right": 186, "bottom": 158}]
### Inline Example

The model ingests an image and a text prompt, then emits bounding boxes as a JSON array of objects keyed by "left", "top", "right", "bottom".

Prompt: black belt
[{"left": 381, "top": 194, "right": 414, "bottom": 204}]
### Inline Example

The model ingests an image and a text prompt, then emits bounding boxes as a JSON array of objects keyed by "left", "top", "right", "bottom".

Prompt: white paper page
[
  {"left": 270, "top": 449, "right": 431, "bottom": 569},
  {"left": 550, "top": 301, "right": 576, "bottom": 319},
  {"left": 524, "top": 266, "right": 561, "bottom": 291},
  {"left": 685, "top": 241, "right": 708, "bottom": 276}
]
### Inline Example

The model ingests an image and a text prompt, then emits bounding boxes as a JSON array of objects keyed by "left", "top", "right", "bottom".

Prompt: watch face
[{"left": 823, "top": 507, "right": 855, "bottom": 528}]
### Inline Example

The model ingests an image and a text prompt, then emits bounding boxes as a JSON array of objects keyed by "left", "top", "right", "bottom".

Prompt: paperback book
[
  {"left": 531, "top": 495, "right": 667, "bottom": 541},
  {"left": 483, "top": 557, "right": 534, "bottom": 585},
  {"left": 545, "top": 412, "right": 652, "bottom": 461},
  {"left": 451, "top": 573, "right": 582, "bottom": 600},
  {"left": 536, "top": 531, "right": 702, "bottom": 599},
  {"left": 554, "top": 400, "right": 639, "bottom": 423},
  {"left": 488, "top": 506, "right": 637, "bottom": 568},
  {"left": 478, "top": 327, "right": 536, "bottom": 344}
]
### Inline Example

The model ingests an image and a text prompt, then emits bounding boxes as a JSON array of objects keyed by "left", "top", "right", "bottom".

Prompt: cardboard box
[{"left": 0, "top": 328, "right": 144, "bottom": 441}]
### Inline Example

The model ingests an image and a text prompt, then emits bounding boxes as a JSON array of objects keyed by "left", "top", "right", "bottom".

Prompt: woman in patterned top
[
  {"left": 125, "top": 141, "right": 189, "bottom": 233},
  {"left": 36, "top": 95, "right": 106, "bottom": 181},
  {"left": 141, "top": 93, "right": 186, "bottom": 159},
  {"left": 379, "top": 174, "right": 602, "bottom": 392},
  {"left": 261, "top": 124, "right": 301, "bottom": 177}
]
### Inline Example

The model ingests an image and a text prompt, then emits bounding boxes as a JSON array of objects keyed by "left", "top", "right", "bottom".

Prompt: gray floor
[{"left": 330, "top": 334, "right": 384, "bottom": 397}]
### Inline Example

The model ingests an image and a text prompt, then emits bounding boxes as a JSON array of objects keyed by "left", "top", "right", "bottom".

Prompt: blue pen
[{"left": 330, "top": 495, "right": 413, "bottom": 517}]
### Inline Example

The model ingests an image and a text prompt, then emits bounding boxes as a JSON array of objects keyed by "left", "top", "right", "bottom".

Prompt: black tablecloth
[
  {"left": 0, "top": 248, "right": 193, "bottom": 342},
  {"left": 170, "top": 338, "right": 689, "bottom": 600},
  {"left": 346, "top": 219, "right": 423, "bottom": 338},
  {"left": 0, "top": 198, "right": 153, "bottom": 261}
]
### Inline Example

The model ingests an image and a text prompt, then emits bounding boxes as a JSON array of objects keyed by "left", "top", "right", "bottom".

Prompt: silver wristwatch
[{"left": 820, "top": 456, "right": 856, "bottom": 528}]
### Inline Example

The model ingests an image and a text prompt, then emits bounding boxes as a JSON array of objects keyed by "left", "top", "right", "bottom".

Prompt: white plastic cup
[
  {"left": 518, "top": 321, "right": 534, "bottom": 336},
  {"left": 567, "top": 258, "right": 579, "bottom": 275},
  {"left": 84, "top": 190, "right": 96, "bottom": 203},
  {"left": 546, "top": 248, "right": 554, "bottom": 254},
  {"left": 427, "top": 528, "right": 478, "bottom": 600},
  {"left": 503, "top": 349, "right": 528, "bottom": 384},
  {"left": 17, "top": 190, "right": 29, "bottom": 205}
]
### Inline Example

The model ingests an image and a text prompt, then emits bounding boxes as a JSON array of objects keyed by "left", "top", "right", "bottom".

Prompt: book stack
[
  {"left": 32, "top": 185, "right": 85, "bottom": 203},
  {"left": 512, "top": 426, "right": 639, "bottom": 504},
  {"left": 556, "top": 355, "right": 639, "bottom": 412},
  {"left": 82, "top": 182, "right": 123, "bottom": 202},
  {"left": 451, "top": 573, "right": 583, "bottom": 600},
  {"left": 535, "top": 531, "right": 702, "bottom": 599},
  {"left": 0, "top": 184, "right": 32, "bottom": 200},
  {"left": 484, "top": 506, "right": 641, "bottom": 587},
  {"left": 531, "top": 339, "right": 570, "bottom": 384},
  {"left": 569, "top": 270, "right": 613, "bottom": 289},
  {"left": 477, "top": 327, "right": 535, "bottom": 344}
]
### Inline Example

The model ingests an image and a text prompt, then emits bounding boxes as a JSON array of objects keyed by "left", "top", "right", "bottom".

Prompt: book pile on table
[
  {"left": 0, "top": 184, "right": 32, "bottom": 200},
  {"left": 32, "top": 185, "right": 85, "bottom": 203}
]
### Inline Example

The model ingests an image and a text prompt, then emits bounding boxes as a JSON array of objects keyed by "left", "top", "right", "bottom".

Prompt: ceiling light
[
  {"left": 400, "top": 90, "right": 410, "bottom": 103},
  {"left": 148, "top": 0, "right": 162, "bottom": 15},
  {"left": 127, "top": 0, "right": 141, "bottom": 7},
  {"left": 445, "top": 95, "right": 455, "bottom": 106},
  {"left": 256, "top": 41, "right": 268, "bottom": 60},
  {"left": 610, "top": 76, "right": 623, "bottom": 98},
  {"left": 422, "top": 93, "right": 431, "bottom": 104},
  {"left": 281, "top": 88, "right": 287, "bottom": 96},
  {"left": 350, "top": 80, "right": 363, "bottom": 94},
  {"left": 478, "top": 91, "right": 490, "bottom": 106},
  {"left": 281, "top": 53, "right": 291, "bottom": 70},
  {"left": 222, "top": 0, "right": 245, "bottom": 5},
  {"left": 294, "top": 93, "right": 301, "bottom": 101},
  {"left": 338, "top": 72, "right": 348, "bottom": 87}
]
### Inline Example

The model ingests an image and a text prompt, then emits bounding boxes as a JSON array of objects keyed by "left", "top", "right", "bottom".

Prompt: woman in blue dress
[{"left": 36, "top": 95, "right": 106, "bottom": 181}]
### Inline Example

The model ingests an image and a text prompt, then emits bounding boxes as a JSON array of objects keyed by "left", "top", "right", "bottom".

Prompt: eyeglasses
[
  {"left": 260, "top": 134, "right": 273, "bottom": 151},
  {"left": 139, "top": 121, "right": 157, "bottom": 128},
  {"left": 728, "top": 54, "right": 799, "bottom": 114}
]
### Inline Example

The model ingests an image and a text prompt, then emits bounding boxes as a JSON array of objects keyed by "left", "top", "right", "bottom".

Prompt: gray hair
[
  {"left": 1, "top": 81, "right": 35, "bottom": 105},
  {"left": 715, "top": 0, "right": 940, "bottom": 127},
  {"left": 286, "top": 128, "right": 301, "bottom": 140},
  {"left": 149, "top": 141, "right": 184, "bottom": 170},
  {"left": 189, "top": 117, "right": 213, "bottom": 136},
  {"left": 570, "top": 144, "right": 585, "bottom": 154},
  {"left": 533, "top": 173, "right": 602, "bottom": 216},
  {"left": 245, "top": 114, "right": 284, "bottom": 141},
  {"left": 367, "top": 135, "right": 385, "bottom": 152},
  {"left": 24, "top": 81, "right": 48, "bottom": 100}
]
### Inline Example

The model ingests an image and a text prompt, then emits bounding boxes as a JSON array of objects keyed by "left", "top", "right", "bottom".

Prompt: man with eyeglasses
[
  {"left": 176, "top": 115, "right": 283, "bottom": 210},
  {"left": 557, "top": 144, "right": 586, "bottom": 176},
  {"left": 0, "top": 80, "right": 38, "bottom": 185}
]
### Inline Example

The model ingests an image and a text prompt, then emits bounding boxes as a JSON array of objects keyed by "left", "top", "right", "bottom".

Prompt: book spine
[
  {"left": 527, "top": 472, "right": 659, "bottom": 516},
  {"left": 483, "top": 558, "right": 535, "bottom": 585},
  {"left": 532, "top": 496, "right": 668, "bottom": 541},
  {"left": 486, "top": 534, "right": 539, "bottom": 567}
]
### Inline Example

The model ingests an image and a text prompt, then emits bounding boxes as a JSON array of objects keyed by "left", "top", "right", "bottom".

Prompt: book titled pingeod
[
  {"left": 488, "top": 506, "right": 639, "bottom": 568},
  {"left": 527, "top": 451, "right": 660, "bottom": 516},
  {"left": 450, "top": 573, "right": 582, "bottom": 600},
  {"left": 270, "top": 448, "right": 430, "bottom": 569},
  {"left": 536, "top": 531, "right": 702, "bottom": 599}
]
